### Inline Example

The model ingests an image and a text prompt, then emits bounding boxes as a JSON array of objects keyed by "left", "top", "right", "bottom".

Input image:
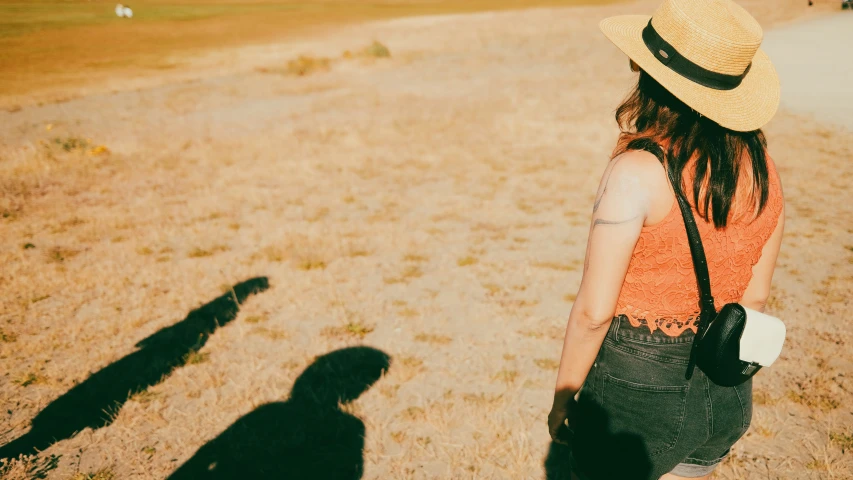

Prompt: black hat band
[{"left": 642, "top": 20, "right": 751, "bottom": 91}]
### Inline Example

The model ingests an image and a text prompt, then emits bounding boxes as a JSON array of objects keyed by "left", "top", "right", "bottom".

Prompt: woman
[{"left": 547, "top": 1, "right": 785, "bottom": 479}]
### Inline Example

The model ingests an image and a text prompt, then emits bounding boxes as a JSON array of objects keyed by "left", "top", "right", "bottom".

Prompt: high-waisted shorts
[{"left": 570, "top": 315, "right": 753, "bottom": 479}]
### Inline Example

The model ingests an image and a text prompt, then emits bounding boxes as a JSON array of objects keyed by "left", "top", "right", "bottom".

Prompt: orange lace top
[{"left": 615, "top": 158, "right": 784, "bottom": 337}]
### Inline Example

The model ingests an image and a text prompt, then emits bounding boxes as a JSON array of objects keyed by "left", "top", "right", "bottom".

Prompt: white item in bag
[{"left": 739, "top": 307, "right": 786, "bottom": 367}]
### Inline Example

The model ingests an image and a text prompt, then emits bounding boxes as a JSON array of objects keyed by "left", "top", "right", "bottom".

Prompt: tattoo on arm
[
  {"left": 592, "top": 194, "right": 603, "bottom": 214},
  {"left": 591, "top": 216, "right": 640, "bottom": 229},
  {"left": 584, "top": 155, "right": 645, "bottom": 275},
  {"left": 592, "top": 156, "right": 626, "bottom": 214}
]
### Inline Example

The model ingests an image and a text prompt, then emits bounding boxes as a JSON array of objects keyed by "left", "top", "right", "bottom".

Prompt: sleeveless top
[{"left": 615, "top": 156, "right": 784, "bottom": 337}]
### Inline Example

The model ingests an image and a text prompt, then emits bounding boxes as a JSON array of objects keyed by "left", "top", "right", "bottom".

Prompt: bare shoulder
[
  {"left": 604, "top": 150, "right": 669, "bottom": 193},
  {"left": 593, "top": 149, "right": 669, "bottom": 222},
  {"left": 595, "top": 150, "right": 672, "bottom": 224}
]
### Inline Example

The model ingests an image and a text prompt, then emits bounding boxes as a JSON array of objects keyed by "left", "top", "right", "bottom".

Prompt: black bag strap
[
  {"left": 622, "top": 139, "right": 717, "bottom": 380},
  {"left": 666, "top": 170, "right": 717, "bottom": 380}
]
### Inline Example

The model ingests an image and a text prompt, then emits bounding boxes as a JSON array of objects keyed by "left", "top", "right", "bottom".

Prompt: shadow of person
[
  {"left": 168, "top": 346, "right": 391, "bottom": 480},
  {"left": 0, "top": 277, "right": 269, "bottom": 459},
  {"left": 544, "top": 395, "right": 653, "bottom": 480}
]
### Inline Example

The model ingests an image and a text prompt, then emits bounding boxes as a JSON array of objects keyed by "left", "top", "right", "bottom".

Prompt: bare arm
[
  {"left": 740, "top": 205, "right": 785, "bottom": 312},
  {"left": 551, "top": 151, "right": 663, "bottom": 411}
]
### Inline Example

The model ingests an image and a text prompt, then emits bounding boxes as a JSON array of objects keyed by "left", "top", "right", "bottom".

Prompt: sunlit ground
[
  {"left": 0, "top": 0, "right": 619, "bottom": 99},
  {"left": 1, "top": 0, "right": 850, "bottom": 478}
]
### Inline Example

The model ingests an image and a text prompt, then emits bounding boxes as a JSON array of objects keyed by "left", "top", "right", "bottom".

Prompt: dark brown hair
[{"left": 612, "top": 71, "right": 770, "bottom": 228}]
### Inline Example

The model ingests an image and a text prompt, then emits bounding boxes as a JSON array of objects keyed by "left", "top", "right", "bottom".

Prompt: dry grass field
[
  {"left": 0, "top": 0, "right": 619, "bottom": 106},
  {"left": 1, "top": 0, "right": 851, "bottom": 479}
]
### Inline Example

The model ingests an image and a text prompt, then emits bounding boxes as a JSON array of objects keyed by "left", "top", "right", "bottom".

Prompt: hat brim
[{"left": 600, "top": 15, "right": 780, "bottom": 132}]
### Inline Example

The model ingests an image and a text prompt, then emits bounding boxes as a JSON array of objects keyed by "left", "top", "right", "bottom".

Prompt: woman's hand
[{"left": 548, "top": 397, "right": 578, "bottom": 445}]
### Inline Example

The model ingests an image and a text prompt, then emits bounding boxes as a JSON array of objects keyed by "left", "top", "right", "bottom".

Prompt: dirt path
[{"left": 763, "top": 13, "right": 853, "bottom": 130}]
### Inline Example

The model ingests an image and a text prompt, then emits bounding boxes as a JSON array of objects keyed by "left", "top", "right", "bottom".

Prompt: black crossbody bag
[{"left": 670, "top": 172, "right": 786, "bottom": 387}]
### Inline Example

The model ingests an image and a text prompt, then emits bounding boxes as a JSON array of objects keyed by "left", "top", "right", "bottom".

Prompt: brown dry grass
[
  {"left": 1, "top": 0, "right": 851, "bottom": 479},
  {"left": 0, "top": 0, "right": 621, "bottom": 108}
]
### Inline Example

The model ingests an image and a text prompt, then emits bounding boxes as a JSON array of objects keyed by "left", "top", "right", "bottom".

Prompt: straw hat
[{"left": 600, "top": 0, "right": 780, "bottom": 132}]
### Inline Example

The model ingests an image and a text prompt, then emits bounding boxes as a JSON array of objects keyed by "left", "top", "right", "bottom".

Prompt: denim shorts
[{"left": 570, "top": 316, "right": 752, "bottom": 480}]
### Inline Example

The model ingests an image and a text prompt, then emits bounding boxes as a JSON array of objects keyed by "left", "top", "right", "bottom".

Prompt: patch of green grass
[
  {"left": 14, "top": 373, "right": 46, "bottom": 387},
  {"left": 129, "top": 389, "right": 160, "bottom": 404},
  {"left": 53, "top": 136, "right": 89, "bottom": 152},
  {"left": 46, "top": 246, "right": 78, "bottom": 263},
  {"left": 1, "top": 0, "right": 621, "bottom": 100},
  {"left": 362, "top": 40, "right": 390, "bottom": 58},
  {"left": 829, "top": 431, "right": 853, "bottom": 452},
  {"left": 1, "top": 0, "right": 621, "bottom": 40},
  {"left": 786, "top": 388, "right": 840, "bottom": 411},
  {"left": 345, "top": 322, "right": 374, "bottom": 337},
  {"left": 183, "top": 351, "right": 210, "bottom": 365},
  {"left": 0, "top": 329, "right": 17, "bottom": 343},
  {"left": 0, "top": 3, "right": 292, "bottom": 38}
]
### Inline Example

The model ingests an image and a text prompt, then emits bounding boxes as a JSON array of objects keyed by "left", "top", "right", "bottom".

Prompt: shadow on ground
[
  {"left": 544, "top": 394, "right": 652, "bottom": 480},
  {"left": 0, "top": 277, "right": 270, "bottom": 459},
  {"left": 168, "top": 346, "right": 391, "bottom": 480}
]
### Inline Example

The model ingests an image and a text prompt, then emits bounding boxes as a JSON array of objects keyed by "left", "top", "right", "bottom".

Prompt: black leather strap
[
  {"left": 642, "top": 20, "right": 752, "bottom": 91},
  {"left": 666, "top": 170, "right": 717, "bottom": 380},
  {"left": 624, "top": 139, "right": 718, "bottom": 380}
]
